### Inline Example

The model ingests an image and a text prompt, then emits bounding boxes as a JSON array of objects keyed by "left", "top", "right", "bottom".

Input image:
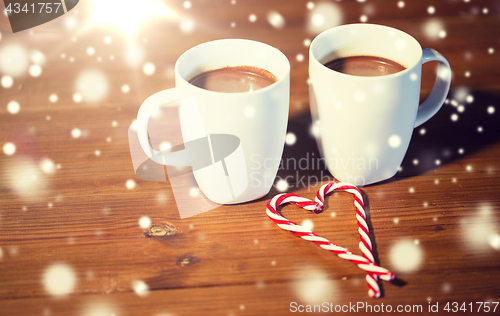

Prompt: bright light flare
[{"left": 89, "top": 0, "right": 176, "bottom": 38}]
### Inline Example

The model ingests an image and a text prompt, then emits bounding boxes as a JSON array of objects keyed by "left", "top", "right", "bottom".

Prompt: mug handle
[
  {"left": 136, "top": 88, "right": 205, "bottom": 165},
  {"left": 414, "top": 48, "right": 451, "bottom": 127}
]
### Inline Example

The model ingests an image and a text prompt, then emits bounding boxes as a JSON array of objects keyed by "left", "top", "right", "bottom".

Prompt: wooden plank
[{"left": 0, "top": 0, "right": 499, "bottom": 314}]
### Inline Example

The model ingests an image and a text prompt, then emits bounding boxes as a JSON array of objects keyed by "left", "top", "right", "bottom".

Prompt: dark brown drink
[
  {"left": 188, "top": 65, "right": 278, "bottom": 93},
  {"left": 323, "top": 55, "right": 406, "bottom": 76}
]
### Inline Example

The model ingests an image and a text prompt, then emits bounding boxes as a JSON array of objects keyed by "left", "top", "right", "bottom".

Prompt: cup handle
[
  {"left": 414, "top": 48, "right": 451, "bottom": 128},
  {"left": 136, "top": 88, "right": 204, "bottom": 165}
]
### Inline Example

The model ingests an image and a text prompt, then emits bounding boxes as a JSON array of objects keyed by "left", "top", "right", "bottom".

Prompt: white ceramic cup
[
  {"left": 309, "top": 23, "right": 451, "bottom": 186},
  {"left": 136, "top": 39, "right": 290, "bottom": 204}
]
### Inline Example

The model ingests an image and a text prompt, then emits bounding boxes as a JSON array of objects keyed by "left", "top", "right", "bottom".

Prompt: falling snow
[
  {"left": 267, "top": 11, "right": 285, "bottom": 29},
  {"left": 422, "top": 19, "right": 446, "bottom": 41},
  {"left": 461, "top": 204, "right": 500, "bottom": 251},
  {"left": 81, "top": 302, "right": 118, "bottom": 316},
  {"left": 189, "top": 187, "right": 199, "bottom": 197},
  {"left": 39, "top": 158, "right": 55, "bottom": 174},
  {"left": 121, "top": 84, "right": 130, "bottom": 93},
  {"left": 310, "top": 121, "right": 321, "bottom": 138},
  {"left": 0, "top": 44, "right": 28, "bottom": 76},
  {"left": 7, "top": 101, "right": 20, "bottom": 114},
  {"left": 42, "top": 263, "right": 77, "bottom": 297},
  {"left": 143, "top": 62, "right": 156, "bottom": 75},
  {"left": 139, "top": 217, "right": 152, "bottom": 229},
  {"left": 293, "top": 267, "right": 337, "bottom": 304},
  {"left": 1, "top": 75, "right": 13, "bottom": 88},
  {"left": 71, "top": 128, "right": 82, "bottom": 138},
  {"left": 180, "top": 19, "right": 195, "bottom": 33},
  {"left": 301, "top": 219, "right": 314, "bottom": 231},
  {"left": 64, "top": 16, "right": 78, "bottom": 30},
  {"left": 388, "top": 135, "right": 402, "bottom": 148},
  {"left": 389, "top": 240, "right": 423, "bottom": 273},
  {"left": 132, "top": 280, "right": 149, "bottom": 297},
  {"left": 285, "top": 133, "right": 297, "bottom": 145},
  {"left": 86, "top": 47, "right": 95, "bottom": 56},
  {"left": 124, "top": 45, "right": 145, "bottom": 67},
  {"left": 0, "top": 1, "right": 497, "bottom": 310},
  {"left": 73, "top": 93, "right": 83, "bottom": 103},
  {"left": 3, "top": 142, "right": 15, "bottom": 155},
  {"left": 126, "top": 179, "right": 136, "bottom": 190},
  {"left": 275, "top": 179, "right": 289, "bottom": 192},
  {"left": 75, "top": 70, "right": 109, "bottom": 103},
  {"left": 306, "top": 2, "right": 342, "bottom": 34},
  {"left": 29, "top": 64, "right": 42, "bottom": 77}
]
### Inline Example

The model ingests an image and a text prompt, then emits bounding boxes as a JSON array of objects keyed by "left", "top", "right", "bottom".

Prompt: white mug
[
  {"left": 309, "top": 23, "right": 451, "bottom": 186},
  {"left": 135, "top": 39, "right": 290, "bottom": 204}
]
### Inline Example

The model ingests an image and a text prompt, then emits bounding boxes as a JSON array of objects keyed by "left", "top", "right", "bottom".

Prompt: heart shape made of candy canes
[{"left": 266, "top": 181, "right": 395, "bottom": 298}]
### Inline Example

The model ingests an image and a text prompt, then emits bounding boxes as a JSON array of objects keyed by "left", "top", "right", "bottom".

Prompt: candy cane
[{"left": 266, "top": 182, "right": 394, "bottom": 298}]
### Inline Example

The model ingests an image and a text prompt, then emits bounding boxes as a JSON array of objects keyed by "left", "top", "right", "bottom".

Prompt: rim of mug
[
  {"left": 309, "top": 23, "right": 423, "bottom": 79},
  {"left": 175, "top": 38, "right": 290, "bottom": 96}
]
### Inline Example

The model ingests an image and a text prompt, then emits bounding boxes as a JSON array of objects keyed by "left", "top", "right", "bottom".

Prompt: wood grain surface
[{"left": 0, "top": 0, "right": 499, "bottom": 315}]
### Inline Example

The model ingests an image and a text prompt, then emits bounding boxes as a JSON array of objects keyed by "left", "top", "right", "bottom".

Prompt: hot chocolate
[
  {"left": 189, "top": 65, "right": 278, "bottom": 93},
  {"left": 323, "top": 55, "right": 406, "bottom": 76}
]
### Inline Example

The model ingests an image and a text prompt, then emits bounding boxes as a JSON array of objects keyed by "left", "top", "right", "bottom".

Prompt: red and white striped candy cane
[{"left": 266, "top": 182, "right": 395, "bottom": 298}]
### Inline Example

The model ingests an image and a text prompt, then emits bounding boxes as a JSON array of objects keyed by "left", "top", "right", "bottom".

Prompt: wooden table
[{"left": 1, "top": 0, "right": 499, "bottom": 315}]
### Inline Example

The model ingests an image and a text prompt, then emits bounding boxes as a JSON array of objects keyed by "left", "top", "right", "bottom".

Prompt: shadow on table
[
  {"left": 394, "top": 90, "right": 500, "bottom": 181},
  {"left": 267, "top": 90, "right": 500, "bottom": 197},
  {"left": 261, "top": 90, "right": 499, "bottom": 296}
]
